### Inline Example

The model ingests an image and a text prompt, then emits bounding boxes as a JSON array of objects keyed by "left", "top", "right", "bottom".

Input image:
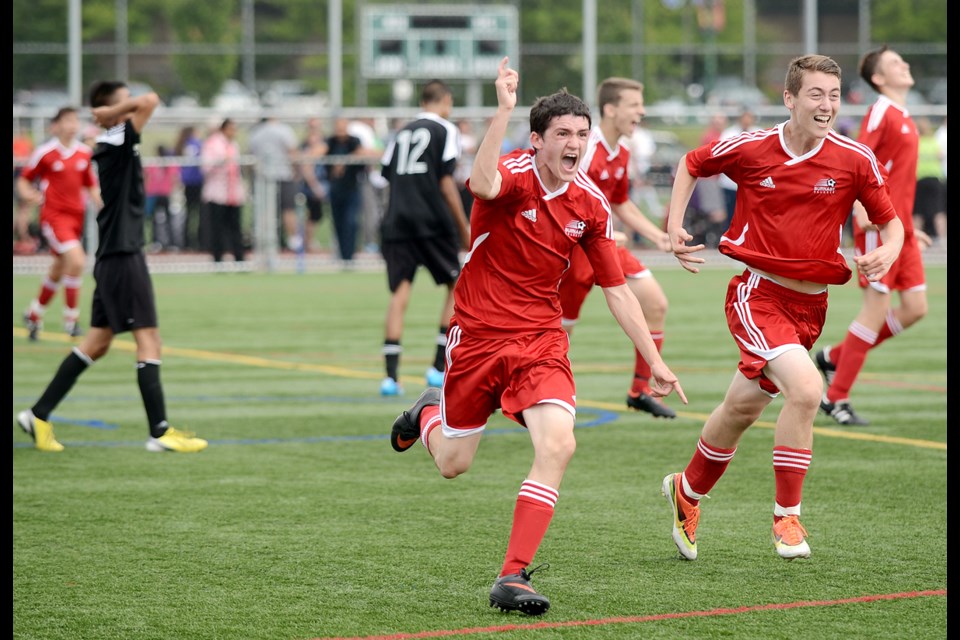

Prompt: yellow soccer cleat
[
  {"left": 17, "top": 410, "right": 64, "bottom": 452},
  {"left": 146, "top": 426, "right": 208, "bottom": 453}
]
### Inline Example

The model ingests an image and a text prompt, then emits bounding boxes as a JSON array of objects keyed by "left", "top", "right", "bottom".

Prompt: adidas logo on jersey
[
  {"left": 520, "top": 209, "right": 537, "bottom": 223},
  {"left": 760, "top": 176, "right": 775, "bottom": 188}
]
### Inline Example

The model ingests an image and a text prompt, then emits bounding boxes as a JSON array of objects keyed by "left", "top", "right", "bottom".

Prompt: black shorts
[
  {"left": 913, "top": 177, "right": 945, "bottom": 226},
  {"left": 278, "top": 180, "right": 299, "bottom": 212},
  {"left": 304, "top": 193, "right": 325, "bottom": 223},
  {"left": 90, "top": 252, "right": 158, "bottom": 333},
  {"left": 381, "top": 236, "right": 461, "bottom": 292}
]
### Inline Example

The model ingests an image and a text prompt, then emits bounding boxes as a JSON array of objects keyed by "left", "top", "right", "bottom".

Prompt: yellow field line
[{"left": 15, "top": 327, "right": 946, "bottom": 451}]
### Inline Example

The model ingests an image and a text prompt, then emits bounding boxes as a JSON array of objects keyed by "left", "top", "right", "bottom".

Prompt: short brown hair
[
  {"left": 596, "top": 77, "right": 644, "bottom": 113},
  {"left": 858, "top": 45, "right": 891, "bottom": 93},
  {"left": 784, "top": 55, "right": 841, "bottom": 97}
]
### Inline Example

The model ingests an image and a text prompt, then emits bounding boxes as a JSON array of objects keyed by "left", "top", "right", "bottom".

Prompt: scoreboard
[{"left": 362, "top": 5, "right": 519, "bottom": 80}]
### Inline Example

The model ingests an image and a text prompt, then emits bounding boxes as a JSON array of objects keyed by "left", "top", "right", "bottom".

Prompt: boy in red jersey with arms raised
[
  {"left": 19, "top": 107, "right": 102, "bottom": 340},
  {"left": 558, "top": 77, "right": 676, "bottom": 417},
  {"left": 814, "top": 46, "right": 933, "bottom": 426},
  {"left": 661, "top": 55, "right": 902, "bottom": 562},
  {"left": 389, "top": 58, "right": 687, "bottom": 615}
]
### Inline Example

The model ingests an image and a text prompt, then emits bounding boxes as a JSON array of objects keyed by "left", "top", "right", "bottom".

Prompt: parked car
[
  {"left": 924, "top": 77, "right": 947, "bottom": 105},
  {"left": 259, "top": 80, "right": 329, "bottom": 113},
  {"left": 13, "top": 88, "right": 72, "bottom": 110},
  {"left": 704, "top": 76, "right": 769, "bottom": 109},
  {"left": 845, "top": 78, "right": 928, "bottom": 107},
  {"left": 212, "top": 79, "right": 260, "bottom": 112}
]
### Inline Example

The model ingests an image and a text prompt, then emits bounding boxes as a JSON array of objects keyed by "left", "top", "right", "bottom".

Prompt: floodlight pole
[{"left": 583, "top": 0, "right": 596, "bottom": 106}]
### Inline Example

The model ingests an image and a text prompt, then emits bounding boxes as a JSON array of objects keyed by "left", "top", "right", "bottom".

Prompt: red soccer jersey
[
  {"left": 20, "top": 139, "right": 96, "bottom": 221},
  {"left": 687, "top": 122, "right": 897, "bottom": 285},
  {"left": 458, "top": 148, "right": 625, "bottom": 338},
  {"left": 581, "top": 126, "right": 631, "bottom": 205},
  {"left": 857, "top": 95, "right": 918, "bottom": 235}
]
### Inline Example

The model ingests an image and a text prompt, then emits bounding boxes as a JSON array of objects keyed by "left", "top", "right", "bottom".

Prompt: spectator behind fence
[
  {"left": 325, "top": 116, "right": 367, "bottom": 264},
  {"left": 201, "top": 118, "right": 247, "bottom": 264},
  {"left": 144, "top": 144, "right": 181, "bottom": 252},
  {"left": 454, "top": 118, "right": 479, "bottom": 218},
  {"left": 913, "top": 116, "right": 946, "bottom": 244},
  {"left": 298, "top": 117, "right": 329, "bottom": 253},
  {"left": 248, "top": 116, "right": 301, "bottom": 252},
  {"left": 718, "top": 108, "right": 762, "bottom": 229},
  {"left": 174, "top": 125, "right": 205, "bottom": 251},
  {"left": 13, "top": 124, "right": 40, "bottom": 254},
  {"left": 934, "top": 117, "right": 947, "bottom": 244},
  {"left": 348, "top": 117, "right": 388, "bottom": 254}
]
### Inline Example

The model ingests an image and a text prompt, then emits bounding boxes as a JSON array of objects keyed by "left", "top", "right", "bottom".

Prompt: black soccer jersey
[
  {"left": 380, "top": 112, "right": 461, "bottom": 242},
  {"left": 92, "top": 120, "right": 146, "bottom": 258}
]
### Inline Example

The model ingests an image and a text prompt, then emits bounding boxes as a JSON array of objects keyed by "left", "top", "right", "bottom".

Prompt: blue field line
[{"left": 13, "top": 407, "right": 620, "bottom": 449}]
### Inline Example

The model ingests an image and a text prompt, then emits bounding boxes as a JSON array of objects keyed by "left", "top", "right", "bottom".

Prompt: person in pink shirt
[
  {"left": 143, "top": 144, "right": 181, "bottom": 252},
  {"left": 201, "top": 118, "right": 247, "bottom": 263},
  {"left": 19, "top": 106, "right": 102, "bottom": 340},
  {"left": 388, "top": 58, "right": 687, "bottom": 616},
  {"left": 660, "top": 54, "right": 903, "bottom": 564}
]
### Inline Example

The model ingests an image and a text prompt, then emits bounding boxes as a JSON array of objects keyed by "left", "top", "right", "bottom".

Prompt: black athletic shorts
[
  {"left": 90, "top": 252, "right": 158, "bottom": 333},
  {"left": 278, "top": 180, "right": 299, "bottom": 212},
  {"left": 913, "top": 176, "right": 945, "bottom": 227},
  {"left": 305, "top": 193, "right": 325, "bottom": 222},
  {"left": 381, "top": 235, "right": 461, "bottom": 292}
]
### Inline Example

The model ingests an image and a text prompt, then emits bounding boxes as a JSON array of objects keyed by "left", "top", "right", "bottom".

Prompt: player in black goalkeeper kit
[
  {"left": 16, "top": 80, "right": 207, "bottom": 454},
  {"left": 378, "top": 79, "right": 471, "bottom": 397}
]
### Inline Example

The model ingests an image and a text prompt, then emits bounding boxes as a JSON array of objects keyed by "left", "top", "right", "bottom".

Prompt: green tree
[{"left": 171, "top": 1, "right": 240, "bottom": 104}]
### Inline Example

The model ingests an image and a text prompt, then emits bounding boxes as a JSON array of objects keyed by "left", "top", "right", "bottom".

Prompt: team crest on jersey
[
  {"left": 813, "top": 178, "right": 836, "bottom": 194},
  {"left": 615, "top": 167, "right": 625, "bottom": 180},
  {"left": 520, "top": 209, "right": 537, "bottom": 223},
  {"left": 564, "top": 219, "right": 586, "bottom": 239}
]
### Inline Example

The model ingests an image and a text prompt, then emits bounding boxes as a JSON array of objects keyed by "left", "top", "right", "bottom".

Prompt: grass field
[{"left": 13, "top": 262, "right": 947, "bottom": 640}]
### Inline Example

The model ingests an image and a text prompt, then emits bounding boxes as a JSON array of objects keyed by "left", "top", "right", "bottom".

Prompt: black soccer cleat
[
  {"left": 626, "top": 392, "right": 676, "bottom": 418},
  {"left": 814, "top": 348, "right": 837, "bottom": 386},
  {"left": 23, "top": 312, "right": 40, "bottom": 342},
  {"left": 489, "top": 564, "right": 550, "bottom": 616},
  {"left": 819, "top": 395, "right": 870, "bottom": 426},
  {"left": 390, "top": 387, "right": 441, "bottom": 452}
]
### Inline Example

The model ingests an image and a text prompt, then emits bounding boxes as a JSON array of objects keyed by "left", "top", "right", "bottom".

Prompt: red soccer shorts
[
  {"left": 725, "top": 270, "right": 828, "bottom": 395},
  {"left": 441, "top": 322, "right": 576, "bottom": 432},
  {"left": 559, "top": 245, "right": 648, "bottom": 324},
  {"left": 854, "top": 229, "right": 927, "bottom": 294},
  {"left": 40, "top": 211, "right": 85, "bottom": 256}
]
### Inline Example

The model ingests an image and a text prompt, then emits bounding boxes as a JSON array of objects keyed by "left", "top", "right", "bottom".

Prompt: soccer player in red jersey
[
  {"left": 18, "top": 107, "right": 102, "bottom": 341},
  {"left": 814, "top": 46, "right": 933, "bottom": 426},
  {"left": 558, "top": 77, "right": 676, "bottom": 418},
  {"left": 389, "top": 58, "right": 687, "bottom": 615},
  {"left": 661, "top": 55, "right": 903, "bottom": 562}
]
